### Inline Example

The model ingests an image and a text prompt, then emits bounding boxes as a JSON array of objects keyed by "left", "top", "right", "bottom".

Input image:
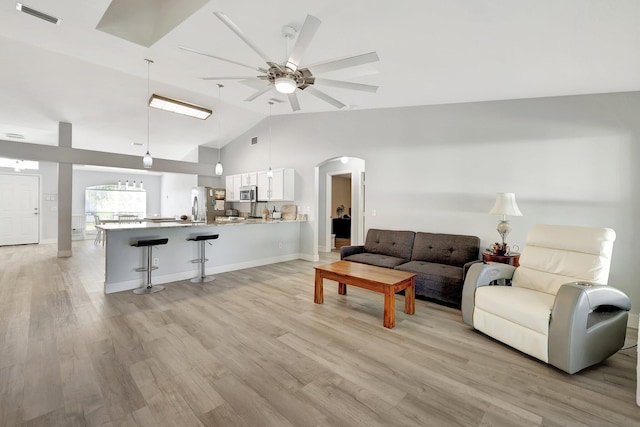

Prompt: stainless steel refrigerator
[{"left": 192, "top": 187, "right": 226, "bottom": 223}]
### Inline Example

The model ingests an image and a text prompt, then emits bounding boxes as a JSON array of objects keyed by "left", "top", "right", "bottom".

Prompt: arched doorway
[{"left": 315, "top": 156, "right": 365, "bottom": 253}]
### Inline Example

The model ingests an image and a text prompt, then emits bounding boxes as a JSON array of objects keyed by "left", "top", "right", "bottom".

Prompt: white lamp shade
[
  {"left": 215, "top": 161, "right": 223, "bottom": 176},
  {"left": 143, "top": 151, "right": 153, "bottom": 169},
  {"left": 274, "top": 77, "right": 296, "bottom": 94},
  {"left": 490, "top": 192, "right": 523, "bottom": 217}
]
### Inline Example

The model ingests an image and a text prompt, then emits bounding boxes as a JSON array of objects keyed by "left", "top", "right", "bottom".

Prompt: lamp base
[{"left": 490, "top": 242, "right": 510, "bottom": 256}]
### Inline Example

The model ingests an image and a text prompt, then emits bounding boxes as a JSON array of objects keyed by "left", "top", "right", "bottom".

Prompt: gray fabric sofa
[{"left": 340, "top": 229, "right": 480, "bottom": 306}]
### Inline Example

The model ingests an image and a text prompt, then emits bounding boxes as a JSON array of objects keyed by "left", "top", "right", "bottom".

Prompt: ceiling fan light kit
[
  {"left": 274, "top": 77, "right": 297, "bottom": 94},
  {"left": 182, "top": 11, "right": 379, "bottom": 112}
]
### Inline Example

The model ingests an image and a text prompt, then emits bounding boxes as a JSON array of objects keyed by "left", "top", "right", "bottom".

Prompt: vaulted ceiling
[{"left": 1, "top": 0, "right": 639, "bottom": 161}]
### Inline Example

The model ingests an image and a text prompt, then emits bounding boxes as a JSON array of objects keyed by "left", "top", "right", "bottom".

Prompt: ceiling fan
[{"left": 179, "top": 12, "right": 379, "bottom": 111}]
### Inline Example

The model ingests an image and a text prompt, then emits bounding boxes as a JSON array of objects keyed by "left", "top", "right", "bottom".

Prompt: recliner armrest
[
  {"left": 462, "top": 260, "right": 483, "bottom": 281},
  {"left": 549, "top": 282, "right": 631, "bottom": 373},
  {"left": 340, "top": 245, "right": 365, "bottom": 260},
  {"left": 461, "top": 262, "right": 517, "bottom": 325},
  {"left": 559, "top": 282, "right": 631, "bottom": 311}
]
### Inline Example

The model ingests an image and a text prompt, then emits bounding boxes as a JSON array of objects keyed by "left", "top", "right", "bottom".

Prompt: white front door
[{"left": 0, "top": 174, "right": 39, "bottom": 246}]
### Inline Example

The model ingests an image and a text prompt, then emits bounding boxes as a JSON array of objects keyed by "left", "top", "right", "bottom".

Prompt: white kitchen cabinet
[
  {"left": 241, "top": 172, "right": 257, "bottom": 186},
  {"left": 257, "top": 170, "right": 270, "bottom": 200},
  {"left": 257, "top": 168, "right": 294, "bottom": 201},
  {"left": 225, "top": 174, "right": 242, "bottom": 201}
]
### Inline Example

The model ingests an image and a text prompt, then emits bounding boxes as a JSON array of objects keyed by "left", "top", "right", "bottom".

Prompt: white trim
[
  {"left": 299, "top": 253, "right": 319, "bottom": 262},
  {"left": 40, "top": 238, "right": 56, "bottom": 244},
  {"left": 628, "top": 312, "right": 638, "bottom": 329}
]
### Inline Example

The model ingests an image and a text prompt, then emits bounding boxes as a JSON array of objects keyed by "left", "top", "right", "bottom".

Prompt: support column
[{"left": 57, "top": 122, "right": 72, "bottom": 258}]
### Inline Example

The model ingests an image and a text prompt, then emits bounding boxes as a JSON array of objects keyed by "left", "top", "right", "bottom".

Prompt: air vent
[
  {"left": 5, "top": 133, "right": 25, "bottom": 139},
  {"left": 16, "top": 3, "right": 61, "bottom": 25}
]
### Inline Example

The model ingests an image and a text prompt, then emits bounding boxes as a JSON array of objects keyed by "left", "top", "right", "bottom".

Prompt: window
[{"left": 85, "top": 185, "right": 146, "bottom": 231}]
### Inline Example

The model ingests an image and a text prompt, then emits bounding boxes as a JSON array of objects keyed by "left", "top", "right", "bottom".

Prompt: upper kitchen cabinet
[
  {"left": 241, "top": 172, "right": 257, "bottom": 186},
  {"left": 225, "top": 175, "right": 242, "bottom": 201},
  {"left": 257, "top": 168, "right": 295, "bottom": 201}
]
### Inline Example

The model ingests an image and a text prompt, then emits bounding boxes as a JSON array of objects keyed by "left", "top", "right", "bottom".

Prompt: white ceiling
[{"left": 2, "top": 0, "right": 640, "bottom": 161}]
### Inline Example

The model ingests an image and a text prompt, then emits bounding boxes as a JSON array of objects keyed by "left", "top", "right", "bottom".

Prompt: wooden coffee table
[{"left": 314, "top": 260, "right": 416, "bottom": 329}]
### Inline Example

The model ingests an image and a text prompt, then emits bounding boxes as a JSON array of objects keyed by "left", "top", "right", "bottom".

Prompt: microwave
[{"left": 239, "top": 185, "right": 257, "bottom": 202}]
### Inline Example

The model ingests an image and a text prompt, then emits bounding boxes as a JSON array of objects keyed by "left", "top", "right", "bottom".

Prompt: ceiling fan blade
[
  {"left": 314, "top": 78, "right": 378, "bottom": 93},
  {"left": 307, "top": 52, "right": 379, "bottom": 75},
  {"left": 201, "top": 76, "right": 259, "bottom": 80},
  {"left": 287, "top": 92, "right": 301, "bottom": 111},
  {"left": 304, "top": 86, "right": 346, "bottom": 109},
  {"left": 214, "top": 12, "right": 273, "bottom": 65},
  {"left": 286, "top": 15, "right": 321, "bottom": 72},
  {"left": 244, "top": 85, "right": 273, "bottom": 102},
  {"left": 239, "top": 79, "right": 269, "bottom": 90},
  {"left": 179, "top": 46, "right": 266, "bottom": 72}
]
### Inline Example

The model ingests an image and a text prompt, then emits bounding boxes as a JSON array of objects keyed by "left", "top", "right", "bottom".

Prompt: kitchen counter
[
  {"left": 97, "top": 219, "right": 305, "bottom": 293},
  {"left": 96, "top": 218, "right": 303, "bottom": 231}
]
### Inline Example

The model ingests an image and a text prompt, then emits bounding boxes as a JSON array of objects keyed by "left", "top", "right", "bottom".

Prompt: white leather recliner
[{"left": 462, "top": 224, "right": 631, "bottom": 374}]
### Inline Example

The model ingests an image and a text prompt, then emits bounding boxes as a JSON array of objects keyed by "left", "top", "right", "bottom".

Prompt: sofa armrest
[
  {"left": 461, "top": 262, "right": 517, "bottom": 326},
  {"left": 340, "top": 245, "right": 365, "bottom": 260},
  {"left": 549, "top": 282, "right": 631, "bottom": 373}
]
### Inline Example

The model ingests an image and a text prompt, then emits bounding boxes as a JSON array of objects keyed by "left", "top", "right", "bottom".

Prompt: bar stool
[
  {"left": 131, "top": 238, "right": 169, "bottom": 294},
  {"left": 187, "top": 234, "right": 219, "bottom": 283}
]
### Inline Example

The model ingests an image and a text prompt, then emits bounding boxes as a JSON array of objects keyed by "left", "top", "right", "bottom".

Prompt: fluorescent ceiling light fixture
[
  {"left": 148, "top": 94, "right": 212, "bottom": 119},
  {"left": 274, "top": 77, "right": 297, "bottom": 94},
  {"left": 0, "top": 158, "right": 39, "bottom": 170},
  {"left": 16, "top": 3, "right": 61, "bottom": 24}
]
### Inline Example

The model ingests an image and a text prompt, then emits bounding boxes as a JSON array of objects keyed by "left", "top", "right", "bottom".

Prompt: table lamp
[{"left": 489, "top": 192, "right": 523, "bottom": 254}]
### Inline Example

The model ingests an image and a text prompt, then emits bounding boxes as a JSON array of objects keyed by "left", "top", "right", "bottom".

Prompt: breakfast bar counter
[{"left": 97, "top": 219, "right": 303, "bottom": 293}]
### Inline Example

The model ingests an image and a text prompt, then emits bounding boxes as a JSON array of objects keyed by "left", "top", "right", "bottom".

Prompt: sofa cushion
[
  {"left": 343, "top": 253, "right": 408, "bottom": 269},
  {"left": 363, "top": 229, "right": 415, "bottom": 261},
  {"left": 411, "top": 232, "right": 480, "bottom": 267},
  {"left": 395, "top": 261, "right": 464, "bottom": 303}
]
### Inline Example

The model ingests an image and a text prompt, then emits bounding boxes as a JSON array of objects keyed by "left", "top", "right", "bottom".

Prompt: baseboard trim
[
  {"left": 628, "top": 312, "right": 638, "bottom": 329},
  {"left": 105, "top": 253, "right": 304, "bottom": 294}
]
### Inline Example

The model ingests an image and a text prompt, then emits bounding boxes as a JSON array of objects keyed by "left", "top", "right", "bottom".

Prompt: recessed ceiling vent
[{"left": 16, "top": 3, "right": 61, "bottom": 25}]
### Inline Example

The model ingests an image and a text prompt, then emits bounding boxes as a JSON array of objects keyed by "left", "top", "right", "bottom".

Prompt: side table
[{"left": 482, "top": 251, "right": 520, "bottom": 267}]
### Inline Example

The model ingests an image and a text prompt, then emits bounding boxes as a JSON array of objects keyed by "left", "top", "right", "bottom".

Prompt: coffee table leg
[
  {"left": 405, "top": 279, "right": 415, "bottom": 315},
  {"left": 338, "top": 282, "right": 347, "bottom": 295},
  {"left": 383, "top": 286, "right": 395, "bottom": 328},
  {"left": 314, "top": 270, "right": 324, "bottom": 304}
]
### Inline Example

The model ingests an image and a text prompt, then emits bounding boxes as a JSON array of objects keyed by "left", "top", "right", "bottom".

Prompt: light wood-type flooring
[{"left": 0, "top": 240, "right": 638, "bottom": 426}]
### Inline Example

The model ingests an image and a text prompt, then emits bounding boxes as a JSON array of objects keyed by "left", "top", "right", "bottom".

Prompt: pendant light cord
[
  {"left": 268, "top": 101, "right": 273, "bottom": 171},
  {"left": 217, "top": 84, "right": 223, "bottom": 162},
  {"left": 145, "top": 59, "right": 153, "bottom": 154}
]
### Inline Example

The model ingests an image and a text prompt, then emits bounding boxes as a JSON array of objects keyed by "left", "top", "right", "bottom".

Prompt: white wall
[
  {"left": 161, "top": 173, "right": 198, "bottom": 218},
  {"left": 221, "top": 91, "right": 640, "bottom": 316}
]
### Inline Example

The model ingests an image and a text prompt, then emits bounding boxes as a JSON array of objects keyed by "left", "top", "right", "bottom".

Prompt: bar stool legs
[
  {"left": 131, "top": 238, "right": 169, "bottom": 294},
  {"left": 187, "top": 234, "right": 219, "bottom": 283}
]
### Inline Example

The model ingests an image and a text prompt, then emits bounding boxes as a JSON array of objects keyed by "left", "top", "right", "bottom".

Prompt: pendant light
[
  {"left": 267, "top": 101, "right": 274, "bottom": 179},
  {"left": 142, "top": 59, "right": 154, "bottom": 169},
  {"left": 214, "top": 84, "right": 224, "bottom": 176}
]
